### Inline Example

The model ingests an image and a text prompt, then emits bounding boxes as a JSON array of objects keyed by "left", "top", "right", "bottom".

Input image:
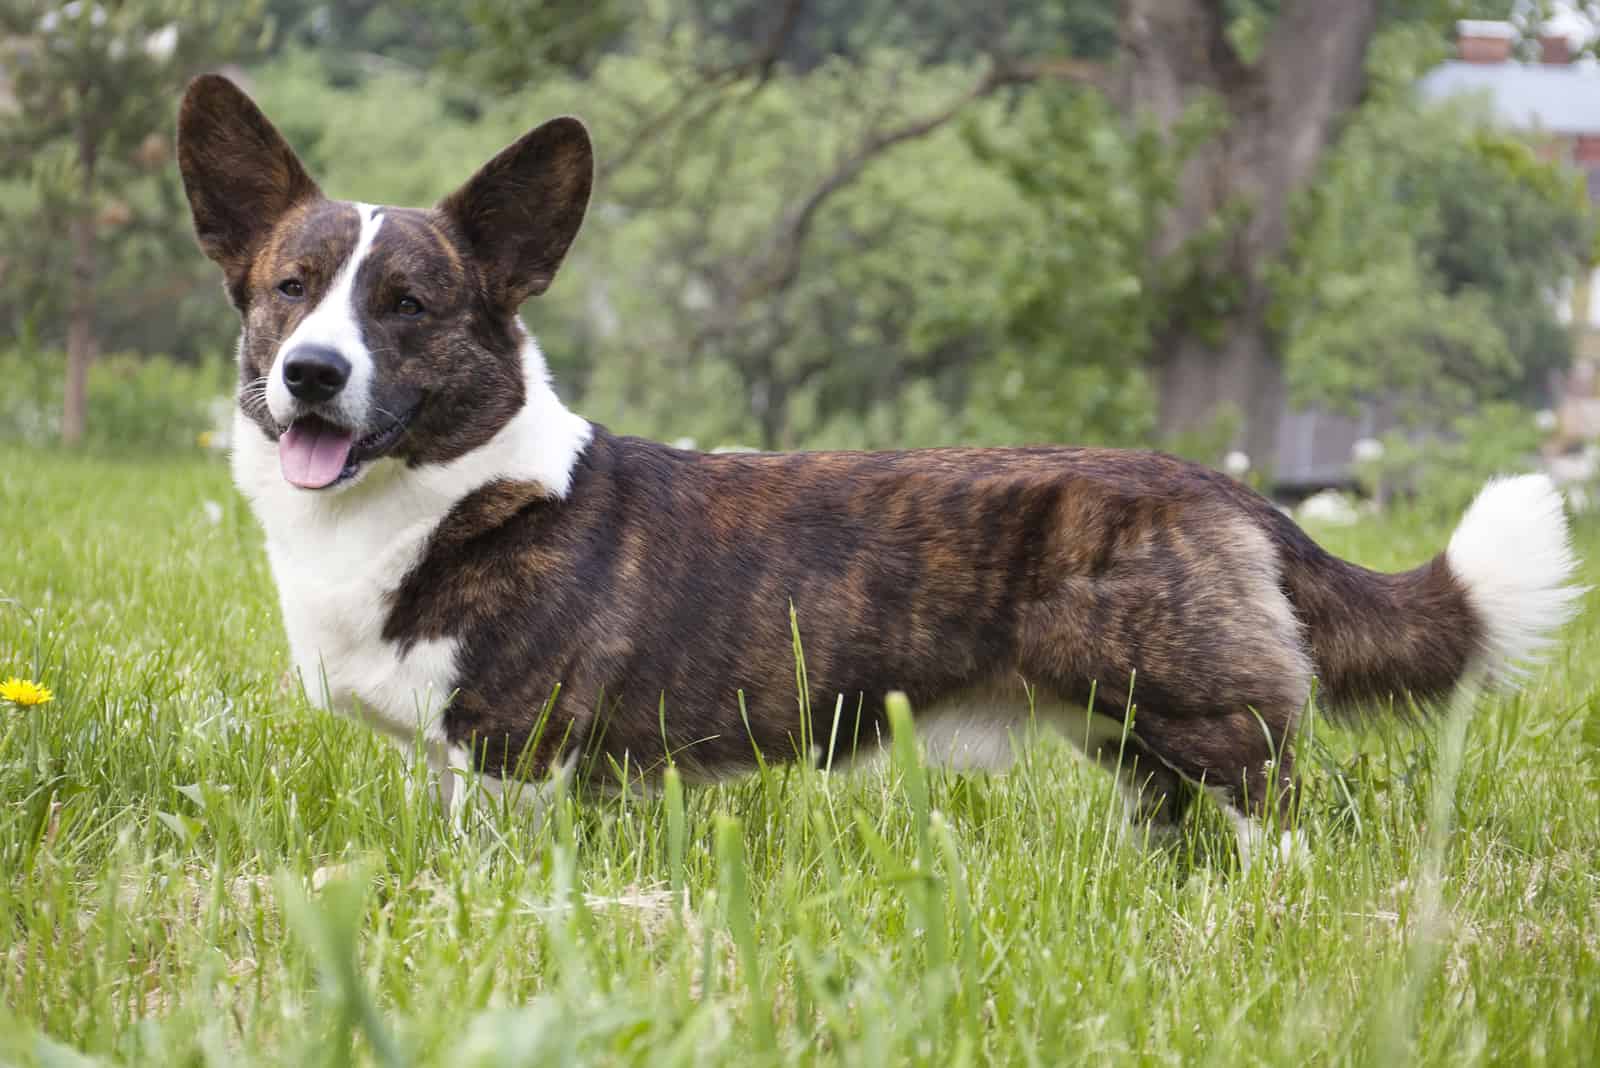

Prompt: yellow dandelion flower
[
  {"left": 0, "top": 677, "right": 53, "bottom": 707},
  {"left": 197, "top": 431, "right": 214, "bottom": 448}
]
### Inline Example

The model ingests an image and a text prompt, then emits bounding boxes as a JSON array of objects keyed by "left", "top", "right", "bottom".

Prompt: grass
[{"left": 2, "top": 444, "right": 1599, "bottom": 1066}]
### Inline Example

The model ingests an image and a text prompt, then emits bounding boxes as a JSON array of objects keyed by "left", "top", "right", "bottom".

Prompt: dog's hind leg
[
  {"left": 1081, "top": 565, "right": 1311, "bottom": 868},
  {"left": 1132, "top": 703, "right": 1305, "bottom": 872}
]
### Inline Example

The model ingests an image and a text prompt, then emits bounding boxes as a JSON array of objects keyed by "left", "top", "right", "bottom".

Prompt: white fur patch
[
  {"left": 1211, "top": 787, "right": 1308, "bottom": 874},
  {"left": 266, "top": 202, "right": 385, "bottom": 428},
  {"left": 1446, "top": 474, "right": 1585, "bottom": 681},
  {"left": 912, "top": 696, "right": 1095, "bottom": 771},
  {"left": 235, "top": 337, "right": 592, "bottom": 741},
  {"left": 1059, "top": 709, "right": 1133, "bottom": 763},
  {"left": 914, "top": 703, "right": 1028, "bottom": 771}
]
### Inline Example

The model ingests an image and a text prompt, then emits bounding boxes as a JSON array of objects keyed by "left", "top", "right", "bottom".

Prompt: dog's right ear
[{"left": 177, "top": 74, "right": 319, "bottom": 302}]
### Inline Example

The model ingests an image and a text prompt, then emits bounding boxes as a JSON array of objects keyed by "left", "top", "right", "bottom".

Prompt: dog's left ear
[{"left": 438, "top": 117, "right": 593, "bottom": 308}]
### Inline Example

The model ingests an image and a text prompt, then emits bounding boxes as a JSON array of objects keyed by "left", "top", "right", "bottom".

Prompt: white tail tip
[{"left": 1446, "top": 474, "right": 1585, "bottom": 681}]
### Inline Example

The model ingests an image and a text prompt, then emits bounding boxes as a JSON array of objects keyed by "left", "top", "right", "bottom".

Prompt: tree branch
[
  {"left": 598, "top": 0, "right": 809, "bottom": 183},
  {"left": 991, "top": 55, "right": 1110, "bottom": 92},
  {"left": 698, "top": 54, "right": 1106, "bottom": 341}
]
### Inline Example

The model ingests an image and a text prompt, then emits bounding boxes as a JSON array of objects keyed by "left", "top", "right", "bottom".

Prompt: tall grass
[{"left": 1, "top": 447, "right": 1597, "bottom": 1065}]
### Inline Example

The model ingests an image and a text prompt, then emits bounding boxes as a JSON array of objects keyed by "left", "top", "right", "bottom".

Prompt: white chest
[
  {"left": 234, "top": 413, "right": 462, "bottom": 741},
  {"left": 265, "top": 525, "right": 459, "bottom": 742},
  {"left": 228, "top": 347, "right": 593, "bottom": 744}
]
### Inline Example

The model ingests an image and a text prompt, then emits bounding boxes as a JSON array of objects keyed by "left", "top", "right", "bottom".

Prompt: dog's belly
[{"left": 912, "top": 696, "right": 1124, "bottom": 771}]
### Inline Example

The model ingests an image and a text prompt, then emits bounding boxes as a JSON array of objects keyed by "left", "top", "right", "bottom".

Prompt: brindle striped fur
[{"left": 384, "top": 433, "right": 1480, "bottom": 825}]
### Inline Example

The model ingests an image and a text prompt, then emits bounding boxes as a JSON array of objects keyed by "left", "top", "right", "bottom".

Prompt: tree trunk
[
  {"left": 1157, "top": 310, "right": 1284, "bottom": 469},
  {"left": 63, "top": 106, "right": 98, "bottom": 447},
  {"left": 1118, "top": 0, "right": 1378, "bottom": 470}
]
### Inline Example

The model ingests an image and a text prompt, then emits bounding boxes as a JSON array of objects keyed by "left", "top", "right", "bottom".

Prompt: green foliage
[
  {"left": 0, "top": 343, "right": 225, "bottom": 454},
  {"left": 1, "top": 1, "right": 1588, "bottom": 461},
  {"left": 958, "top": 87, "right": 1245, "bottom": 449},
  {"left": 1278, "top": 83, "right": 1591, "bottom": 421},
  {"left": 1223, "top": 0, "right": 1282, "bottom": 65},
  {"left": 254, "top": 37, "right": 1133, "bottom": 450},
  {"left": 262, "top": 0, "right": 470, "bottom": 73},
  {"left": 0, "top": 1, "right": 262, "bottom": 158},
  {"left": 0, "top": 0, "right": 269, "bottom": 364},
  {"left": 238, "top": 8, "right": 1165, "bottom": 452},
  {"left": 439, "top": 0, "right": 629, "bottom": 91},
  {"left": 688, "top": 0, "right": 1118, "bottom": 70},
  {"left": 263, "top": 0, "right": 627, "bottom": 93},
  {"left": 1354, "top": 402, "right": 1548, "bottom": 521}
]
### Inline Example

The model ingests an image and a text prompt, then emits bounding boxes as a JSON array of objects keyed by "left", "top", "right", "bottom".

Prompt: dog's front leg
[
  {"left": 417, "top": 742, "right": 473, "bottom": 837},
  {"left": 380, "top": 733, "right": 469, "bottom": 834},
  {"left": 421, "top": 743, "right": 575, "bottom": 841}
]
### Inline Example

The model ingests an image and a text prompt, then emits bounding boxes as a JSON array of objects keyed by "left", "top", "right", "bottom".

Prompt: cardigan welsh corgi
[{"left": 177, "top": 74, "right": 1584, "bottom": 864}]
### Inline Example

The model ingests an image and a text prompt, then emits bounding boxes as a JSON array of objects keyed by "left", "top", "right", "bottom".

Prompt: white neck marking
[{"left": 233, "top": 334, "right": 592, "bottom": 740}]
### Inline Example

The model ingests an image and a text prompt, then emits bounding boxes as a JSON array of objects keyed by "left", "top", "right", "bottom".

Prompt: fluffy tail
[
  {"left": 1447, "top": 475, "right": 1586, "bottom": 679},
  {"left": 1278, "top": 474, "right": 1584, "bottom": 716}
]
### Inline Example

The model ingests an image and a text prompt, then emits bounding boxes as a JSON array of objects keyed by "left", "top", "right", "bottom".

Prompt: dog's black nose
[{"left": 282, "top": 345, "right": 351, "bottom": 403}]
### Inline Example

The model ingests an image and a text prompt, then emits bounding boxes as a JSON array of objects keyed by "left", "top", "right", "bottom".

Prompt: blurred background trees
[
  {"left": 0, "top": 0, "right": 265, "bottom": 443},
  {"left": 0, "top": 0, "right": 1592, "bottom": 485}
]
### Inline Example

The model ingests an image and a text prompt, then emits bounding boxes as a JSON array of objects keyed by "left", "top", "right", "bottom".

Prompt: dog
[{"left": 177, "top": 74, "right": 1583, "bottom": 864}]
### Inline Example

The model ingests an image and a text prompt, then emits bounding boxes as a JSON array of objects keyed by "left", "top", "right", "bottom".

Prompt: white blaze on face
[{"left": 266, "top": 202, "right": 386, "bottom": 428}]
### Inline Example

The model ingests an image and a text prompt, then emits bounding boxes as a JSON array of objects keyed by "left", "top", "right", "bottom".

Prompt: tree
[
  {"left": 569, "top": 0, "right": 1446, "bottom": 463},
  {"left": 382, "top": 0, "right": 1114, "bottom": 450},
  {"left": 308, "top": 0, "right": 1515, "bottom": 461},
  {"left": 1106, "top": 0, "right": 1383, "bottom": 467},
  {"left": 4, "top": 0, "right": 1551, "bottom": 463},
  {"left": 1278, "top": 91, "right": 1590, "bottom": 418},
  {"left": 0, "top": 0, "right": 263, "bottom": 444},
  {"left": 975, "top": 3, "right": 1539, "bottom": 468}
]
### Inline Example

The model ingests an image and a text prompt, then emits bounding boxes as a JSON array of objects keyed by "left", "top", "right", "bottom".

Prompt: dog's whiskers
[{"left": 237, "top": 376, "right": 274, "bottom": 422}]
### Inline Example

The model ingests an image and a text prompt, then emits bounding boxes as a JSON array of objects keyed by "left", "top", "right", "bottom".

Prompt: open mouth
[{"left": 278, "top": 403, "right": 420, "bottom": 490}]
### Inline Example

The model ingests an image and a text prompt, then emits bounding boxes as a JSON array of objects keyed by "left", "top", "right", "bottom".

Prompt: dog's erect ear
[
  {"left": 437, "top": 117, "right": 593, "bottom": 307},
  {"left": 177, "top": 74, "right": 319, "bottom": 298}
]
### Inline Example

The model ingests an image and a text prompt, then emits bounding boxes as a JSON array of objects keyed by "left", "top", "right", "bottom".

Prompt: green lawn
[{"left": 2, "top": 446, "right": 1597, "bottom": 1066}]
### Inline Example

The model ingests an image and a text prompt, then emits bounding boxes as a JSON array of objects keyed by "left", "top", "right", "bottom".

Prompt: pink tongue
[{"left": 279, "top": 419, "right": 355, "bottom": 488}]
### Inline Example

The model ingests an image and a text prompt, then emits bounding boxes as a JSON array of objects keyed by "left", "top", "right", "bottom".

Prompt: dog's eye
[
  {"left": 276, "top": 279, "right": 305, "bottom": 300},
  {"left": 395, "top": 295, "right": 424, "bottom": 318}
]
